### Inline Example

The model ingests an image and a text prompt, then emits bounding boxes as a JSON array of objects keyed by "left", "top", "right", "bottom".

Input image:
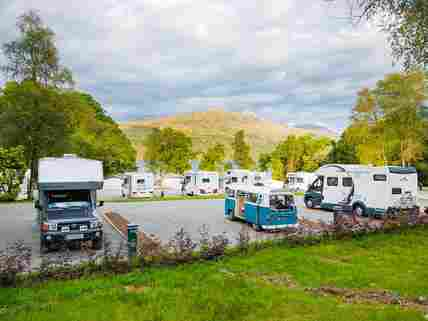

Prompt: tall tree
[
  {"left": 0, "top": 81, "right": 74, "bottom": 195},
  {"left": 257, "top": 153, "right": 272, "bottom": 172},
  {"left": 0, "top": 146, "right": 26, "bottom": 201},
  {"left": 200, "top": 143, "right": 225, "bottom": 171},
  {"left": 232, "top": 130, "right": 254, "bottom": 169},
  {"left": 143, "top": 128, "right": 192, "bottom": 174},
  {"left": 1, "top": 10, "right": 73, "bottom": 87}
]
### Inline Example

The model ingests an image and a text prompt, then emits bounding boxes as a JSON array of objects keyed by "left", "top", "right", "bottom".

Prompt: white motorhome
[
  {"left": 183, "top": 171, "right": 219, "bottom": 195},
  {"left": 122, "top": 172, "right": 154, "bottom": 198},
  {"left": 98, "top": 177, "right": 123, "bottom": 200},
  {"left": 286, "top": 172, "right": 317, "bottom": 192},
  {"left": 224, "top": 169, "right": 269, "bottom": 186},
  {"left": 304, "top": 164, "right": 418, "bottom": 216}
]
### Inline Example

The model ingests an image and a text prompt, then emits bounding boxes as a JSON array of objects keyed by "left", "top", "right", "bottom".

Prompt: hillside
[{"left": 120, "top": 109, "right": 337, "bottom": 160}]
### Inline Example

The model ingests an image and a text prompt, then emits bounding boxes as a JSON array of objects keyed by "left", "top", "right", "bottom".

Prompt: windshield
[
  {"left": 270, "top": 194, "right": 294, "bottom": 210},
  {"left": 47, "top": 190, "right": 91, "bottom": 209}
]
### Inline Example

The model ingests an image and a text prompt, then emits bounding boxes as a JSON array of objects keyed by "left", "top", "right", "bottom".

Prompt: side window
[
  {"left": 374, "top": 174, "right": 387, "bottom": 182},
  {"left": 242, "top": 176, "right": 248, "bottom": 183},
  {"left": 248, "top": 193, "right": 258, "bottom": 203},
  {"left": 231, "top": 177, "right": 238, "bottom": 183},
  {"left": 123, "top": 178, "right": 129, "bottom": 185},
  {"left": 342, "top": 177, "right": 353, "bottom": 187},
  {"left": 297, "top": 178, "right": 304, "bottom": 183},
  {"left": 226, "top": 188, "right": 235, "bottom": 198},
  {"left": 311, "top": 177, "right": 323, "bottom": 192},
  {"left": 136, "top": 179, "right": 145, "bottom": 184},
  {"left": 327, "top": 177, "right": 338, "bottom": 187},
  {"left": 202, "top": 178, "right": 210, "bottom": 183},
  {"left": 392, "top": 188, "right": 402, "bottom": 195}
]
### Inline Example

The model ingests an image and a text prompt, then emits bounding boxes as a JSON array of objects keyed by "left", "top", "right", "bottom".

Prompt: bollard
[{"left": 127, "top": 223, "right": 139, "bottom": 259}]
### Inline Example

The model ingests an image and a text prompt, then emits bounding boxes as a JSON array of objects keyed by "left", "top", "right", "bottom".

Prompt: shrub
[{"left": 0, "top": 240, "right": 31, "bottom": 287}]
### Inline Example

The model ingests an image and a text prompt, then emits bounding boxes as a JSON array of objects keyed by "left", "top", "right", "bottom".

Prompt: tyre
[
  {"left": 305, "top": 198, "right": 314, "bottom": 209},
  {"left": 353, "top": 204, "right": 366, "bottom": 217},
  {"left": 253, "top": 224, "right": 262, "bottom": 232}
]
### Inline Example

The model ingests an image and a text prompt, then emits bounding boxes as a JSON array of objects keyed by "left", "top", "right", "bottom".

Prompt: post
[{"left": 127, "top": 224, "right": 139, "bottom": 259}]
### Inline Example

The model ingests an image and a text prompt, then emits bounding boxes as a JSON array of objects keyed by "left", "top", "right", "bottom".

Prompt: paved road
[{"left": 1, "top": 195, "right": 427, "bottom": 267}]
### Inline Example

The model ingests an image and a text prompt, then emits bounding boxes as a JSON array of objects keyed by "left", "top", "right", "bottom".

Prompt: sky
[{"left": 0, "top": 0, "right": 398, "bottom": 132}]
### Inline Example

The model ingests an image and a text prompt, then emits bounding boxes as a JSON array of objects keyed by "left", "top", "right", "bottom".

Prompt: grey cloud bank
[{"left": 0, "top": 0, "right": 397, "bottom": 131}]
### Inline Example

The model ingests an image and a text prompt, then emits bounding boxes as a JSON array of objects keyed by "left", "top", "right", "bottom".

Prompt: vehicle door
[
  {"left": 323, "top": 176, "right": 340, "bottom": 205},
  {"left": 340, "top": 176, "right": 353, "bottom": 204}
]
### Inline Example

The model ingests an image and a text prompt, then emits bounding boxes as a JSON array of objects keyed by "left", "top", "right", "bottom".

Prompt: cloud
[{"left": 0, "top": 0, "right": 398, "bottom": 131}]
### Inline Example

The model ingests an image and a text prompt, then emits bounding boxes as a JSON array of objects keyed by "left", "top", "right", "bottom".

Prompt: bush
[{"left": 0, "top": 240, "right": 31, "bottom": 287}]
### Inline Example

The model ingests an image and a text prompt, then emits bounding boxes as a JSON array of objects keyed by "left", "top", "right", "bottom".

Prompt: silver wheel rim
[
  {"left": 307, "top": 200, "right": 313, "bottom": 208},
  {"left": 354, "top": 206, "right": 363, "bottom": 216}
]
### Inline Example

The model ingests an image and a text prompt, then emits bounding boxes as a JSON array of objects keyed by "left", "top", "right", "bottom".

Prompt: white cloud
[{"left": 0, "top": 0, "right": 398, "bottom": 131}]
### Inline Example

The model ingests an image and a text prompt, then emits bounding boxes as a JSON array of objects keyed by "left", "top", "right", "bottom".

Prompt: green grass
[
  {"left": 102, "top": 194, "right": 225, "bottom": 203},
  {"left": 1, "top": 228, "right": 428, "bottom": 321}
]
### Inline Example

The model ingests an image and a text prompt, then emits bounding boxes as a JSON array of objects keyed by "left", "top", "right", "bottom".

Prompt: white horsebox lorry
[
  {"left": 304, "top": 164, "right": 418, "bottom": 217},
  {"left": 35, "top": 154, "right": 104, "bottom": 252}
]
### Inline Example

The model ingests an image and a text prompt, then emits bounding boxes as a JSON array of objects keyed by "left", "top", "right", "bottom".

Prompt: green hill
[{"left": 120, "top": 109, "right": 337, "bottom": 160}]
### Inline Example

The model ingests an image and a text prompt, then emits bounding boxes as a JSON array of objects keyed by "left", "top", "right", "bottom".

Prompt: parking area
[{"left": 1, "top": 195, "right": 427, "bottom": 267}]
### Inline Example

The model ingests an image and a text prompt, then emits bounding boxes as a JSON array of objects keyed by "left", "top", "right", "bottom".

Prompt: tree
[
  {"left": 0, "top": 81, "right": 74, "bottom": 196},
  {"left": 0, "top": 146, "right": 26, "bottom": 201},
  {"left": 200, "top": 143, "right": 225, "bottom": 171},
  {"left": 232, "top": 130, "right": 254, "bottom": 169},
  {"left": 1, "top": 10, "right": 73, "bottom": 87},
  {"left": 143, "top": 128, "right": 192, "bottom": 174},
  {"left": 257, "top": 153, "right": 272, "bottom": 172},
  {"left": 326, "top": 136, "right": 358, "bottom": 164},
  {"left": 343, "top": 0, "right": 428, "bottom": 69}
]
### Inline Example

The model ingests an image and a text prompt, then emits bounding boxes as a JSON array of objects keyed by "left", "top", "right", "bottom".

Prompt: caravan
[
  {"left": 183, "top": 171, "right": 219, "bottom": 195},
  {"left": 286, "top": 172, "right": 317, "bottom": 192},
  {"left": 304, "top": 164, "right": 418, "bottom": 216},
  {"left": 224, "top": 169, "right": 269, "bottom": 187},
  {"left": 122, "top": 172, "right": 155, "bottom": 198},
  {"left": 225, "top": 184, "right": 298, "bottom": 230}
]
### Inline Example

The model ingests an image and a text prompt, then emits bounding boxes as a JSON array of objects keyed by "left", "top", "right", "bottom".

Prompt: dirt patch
[
  {"left": 307, "top": 286, "right": 428, "bottom": 312},
  {"left": 124, "top": 285, "right": 149, "bottom": 294}
]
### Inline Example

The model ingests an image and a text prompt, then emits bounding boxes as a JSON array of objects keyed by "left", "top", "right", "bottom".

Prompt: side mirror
[
  {"left": 98, "top": 201, "right": 104, "bottom": 207},
  {"left": 34, "top": 200, "right": 40, "bottom": 210}
]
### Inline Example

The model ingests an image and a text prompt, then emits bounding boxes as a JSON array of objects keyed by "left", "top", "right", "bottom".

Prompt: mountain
[
  {"left": 120, "top": 108, "right": 337, "bottom": 160},
  {"left": 292, "top": 124, "right": 339, "bottom": 138}
]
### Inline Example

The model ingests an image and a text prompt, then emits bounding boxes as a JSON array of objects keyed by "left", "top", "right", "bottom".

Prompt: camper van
[
  {"left": 122, "top": 172, "right": 154, "bottom": 198},
  {"left": 304, "top": 164, "right": 418, "bottom": 216},
  {"left": 224, "top": 169, "right": 269, "bottom": 186},
  {"left": 35, "top": 155, "right": 104, "bottom": 251},
  {"left": 286, "top": 172, "right": 317, "bottom": 192},
  {"left": 225, "top": 184, "right": 298, "bottom": 230},
  {"left": 183, "top": 171, "right": 219, "bottom": 195}
]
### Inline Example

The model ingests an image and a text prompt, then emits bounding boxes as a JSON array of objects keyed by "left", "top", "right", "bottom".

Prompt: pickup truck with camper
[{"left": 35, "top": 154, "right": 104, "bottom": 252}]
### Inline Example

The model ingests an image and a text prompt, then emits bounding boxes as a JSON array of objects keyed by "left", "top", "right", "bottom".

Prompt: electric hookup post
[{"left": 127, "top": 224, "right": 139, "bottom": 258}]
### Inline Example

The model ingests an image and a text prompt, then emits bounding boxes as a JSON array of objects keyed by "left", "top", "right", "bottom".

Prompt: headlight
[{"left": 48, "top": 223, "right": 57, "bottom": 231}]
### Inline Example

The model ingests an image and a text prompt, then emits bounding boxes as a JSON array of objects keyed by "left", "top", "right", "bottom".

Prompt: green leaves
[
  {"left": 0, "top": 146, "right": 26, "bottom": 201},
  {"left": 232, "top": 130, "right": 254, "bottom": 169},
  {"left": 200, "top": 143, "right": 225, "bottom": 171},
  {"left": 143, "top": 127, "right": 193, "bottom": 174}
]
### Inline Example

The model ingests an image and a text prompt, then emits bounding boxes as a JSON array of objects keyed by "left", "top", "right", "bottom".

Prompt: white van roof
[
  {"left": 316, "top": 164, "right": 417, "bottom": 175},
  {"left": 227, "top": 184, "right": 292, "bottom": 195},
  {"left": 38, "top": 155, "right": 103, "bottom": 190}
]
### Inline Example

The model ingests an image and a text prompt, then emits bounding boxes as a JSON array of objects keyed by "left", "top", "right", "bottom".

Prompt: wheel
[
  {"left": 353, "top": 204, "right": 366, "bottom": 217},
  {"left": 305, "top": 198, "right": 314, "bottom": 209},
  {"left": 227, "top": 209, "right": 236, "bottom": 221},
  {"left": 40, "top": 239, "right": 50, "bottom": 254}
]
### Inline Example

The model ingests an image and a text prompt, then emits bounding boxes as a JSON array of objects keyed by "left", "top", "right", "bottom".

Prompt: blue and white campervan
[{"left": 225, "top": 184, "right": 298, "bottom": 230}]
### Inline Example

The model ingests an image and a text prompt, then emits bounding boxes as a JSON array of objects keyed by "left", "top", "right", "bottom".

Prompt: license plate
[{"left": 66, "top": 234, "right": 84, "bottom": 240}]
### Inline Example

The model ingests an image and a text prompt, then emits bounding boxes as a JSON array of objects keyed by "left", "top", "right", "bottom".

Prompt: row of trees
[{"left": 0, "top": 11, "right": 136, "bottom": 198}]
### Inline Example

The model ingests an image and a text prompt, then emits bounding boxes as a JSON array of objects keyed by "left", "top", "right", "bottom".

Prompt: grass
[
  {"left": 102, "top": 194, "right": 225, "bottom": 203},
  {"left": 1, "top": 227, "right": 428, "bottom": 320}
]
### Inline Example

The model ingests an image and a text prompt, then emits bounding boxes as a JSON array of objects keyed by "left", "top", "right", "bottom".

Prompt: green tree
[
  {"left": 1, "top": 10, "right": 73, "bottom": 87},
  {"left": 257, "top": 153, "right": 272, "bottom": 172},
  {"left": 0, "top": 81, "right": 74, "bottom": 196},
  {"left": 0, "top": 146, "right": 26, "bottom": 201},
  {"left": 143, "top": 127, "right": 192, "bottom": 174},
  {"left": 326, "top": 136, "right": 358, "bottom": 164},
  {"left": 200, "top": 143, "right": 225, "bottom": 171},
  {"left": 232, "top": 130, "right": 254, "bottom": 169}
]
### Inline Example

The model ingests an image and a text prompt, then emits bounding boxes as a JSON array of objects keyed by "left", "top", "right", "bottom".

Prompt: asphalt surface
[{"left": 1, "top": 195, "right": 427, "bottom": 268}]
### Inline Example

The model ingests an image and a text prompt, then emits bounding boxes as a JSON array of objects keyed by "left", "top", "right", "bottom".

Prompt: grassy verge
[
  {"left": 1, "top": 227, "right": 428, "bottom": 321},
  {"left": 102, "top": 194, "right": 225, "bottom": 203}
]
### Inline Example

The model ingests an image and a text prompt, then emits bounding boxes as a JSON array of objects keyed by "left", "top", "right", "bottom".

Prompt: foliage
[
  {"left": 232, "top": 130, "right": 254, "bottom": 169},
  {"left": 347, "top": 0, "right": 428, "bottom": 69},
  {"left": 1, "top": 10, "right": 73, "bottom": 87},
  {"left": 257, "top": 152, "right": 272, "bottom": 171},
  {"left": 271, "top": 135, "right": 331, "bottom": 179},
  {"left": 325, "top": 136, "right": 358, "bottom": 164},
  {"left": 0, "top": 146, "right": 26, "bottom": 201},
  {"left": 66, "top": 92, "right": 136, "bottom": 176},
  {"left": 0, "top": 81, "right": 74, "bottom": 195},
  {"left": 200, "top": 143, "right": 225, "bottom": 171},
  {"left": 143, "top": 127, "right": 192, "bottom": 174},
  {"left": 345, "top": 70, "right": 427, "bottom": 167}
]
